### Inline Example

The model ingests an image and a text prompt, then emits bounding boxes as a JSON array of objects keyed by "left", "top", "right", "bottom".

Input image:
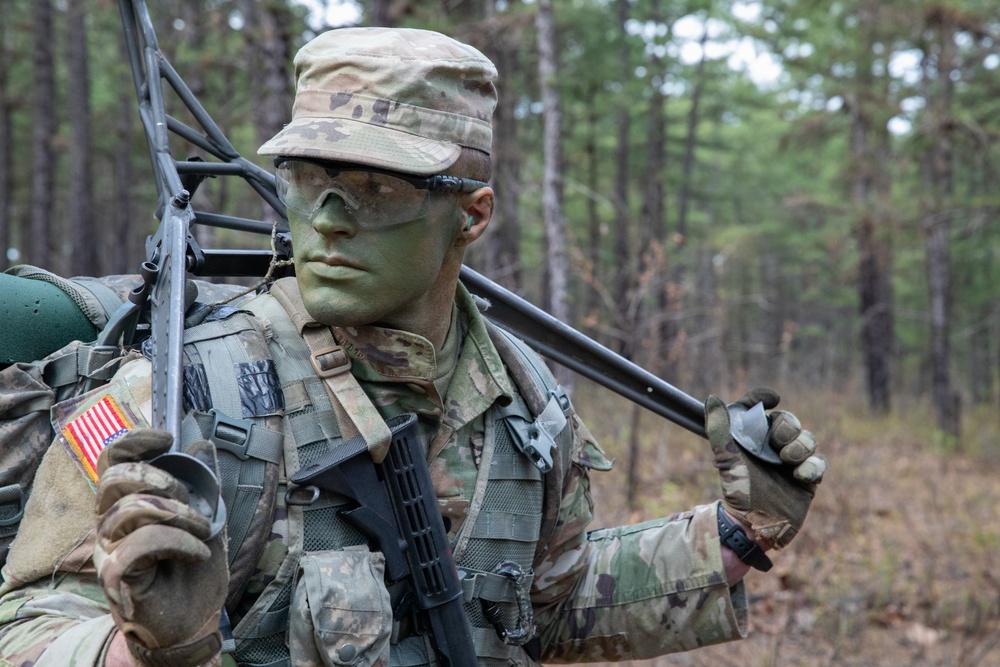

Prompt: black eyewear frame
[{"left": 273, "top": 157, "right": 491, "bottom": 195}]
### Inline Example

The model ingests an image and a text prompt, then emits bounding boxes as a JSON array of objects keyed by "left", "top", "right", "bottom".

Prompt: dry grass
[{"left": 572, "top": 381, "right": 1000, "bottom": 667}]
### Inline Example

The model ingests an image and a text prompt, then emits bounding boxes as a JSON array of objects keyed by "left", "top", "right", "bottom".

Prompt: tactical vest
[{"left": 172, "top": 286, "right": 574, "bottom": 667}]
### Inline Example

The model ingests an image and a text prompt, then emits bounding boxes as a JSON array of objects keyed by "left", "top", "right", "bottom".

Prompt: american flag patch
[{"left": 61, "top": 394, "right": 134, "bottom": 483}]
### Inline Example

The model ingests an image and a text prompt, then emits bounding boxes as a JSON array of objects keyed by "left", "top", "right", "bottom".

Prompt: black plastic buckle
[
  {"left": 552, "top": 387, "right": 572, "bottom": 415},
  {"left": 208, "top": 408, "right": 254, "bottom": 460}
]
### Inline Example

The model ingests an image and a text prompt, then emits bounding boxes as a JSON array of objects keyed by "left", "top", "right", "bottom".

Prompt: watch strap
[{"left": 717, "top": 504, "right": 773, "bottom": 572}]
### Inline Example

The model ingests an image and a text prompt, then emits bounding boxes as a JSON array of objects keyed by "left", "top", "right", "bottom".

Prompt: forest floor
[{"left": 576, "top": 381, "right": 1000, "bottom": 667}]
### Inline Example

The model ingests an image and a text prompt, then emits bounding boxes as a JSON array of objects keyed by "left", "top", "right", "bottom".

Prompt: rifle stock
[{"left": 290, "top": 414, "right": 477, "bottom": 667}]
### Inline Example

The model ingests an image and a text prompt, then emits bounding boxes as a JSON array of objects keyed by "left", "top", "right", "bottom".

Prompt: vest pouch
[
  {"left": 0, "top": 361, "right": 57, "bottom": 565},
  {"left": 290, "top": 547, "right": 392, "bottom": 667}
]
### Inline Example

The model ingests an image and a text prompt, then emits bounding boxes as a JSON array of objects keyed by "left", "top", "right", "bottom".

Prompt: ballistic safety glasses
[{"left": 274, "top": 157, "right": 489, "bottom": 229}]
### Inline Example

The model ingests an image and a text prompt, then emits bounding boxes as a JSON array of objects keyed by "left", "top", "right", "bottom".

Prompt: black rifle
[{"left": 289, "top": 413, "right": 477, "bottom": 667}]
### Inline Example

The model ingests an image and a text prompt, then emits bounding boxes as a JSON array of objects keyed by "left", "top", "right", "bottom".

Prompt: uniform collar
[{"left": 277, "top": 278, "right": 512, "bottom": 429}]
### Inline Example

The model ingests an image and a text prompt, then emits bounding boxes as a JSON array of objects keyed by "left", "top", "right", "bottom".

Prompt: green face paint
[{"left": 289, "top": 189, "right": 461, "bottom": 330}]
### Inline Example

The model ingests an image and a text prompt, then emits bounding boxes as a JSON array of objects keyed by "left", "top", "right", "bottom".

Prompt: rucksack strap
[
  {"left": 183, "top": 411, "right": 283, "bottom": 465},
  {"left": 484, "top": 320, "right": 571, "bottom": 474},
  {"left": 0, "top": 484, "right": 26, "bottom": 547},
  {"left": 70, "top": 276, "right": 130, "bottom": 328},
  {"left": 267, "top": 278, "right": 392, "bottom": 463},
  {"left": 39, "top": 342, "right": 124, "bottom": 395},
  {"left": 177, "top": 308, "right": 282, "bottom": 610},
  {"left": 480, "top": 317, "right": 581, "bottom": 566}
]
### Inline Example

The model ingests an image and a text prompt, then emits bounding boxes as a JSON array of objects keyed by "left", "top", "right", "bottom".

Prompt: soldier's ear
[{"left": 456, "top": 188, "right": 493, "bottom": 246}]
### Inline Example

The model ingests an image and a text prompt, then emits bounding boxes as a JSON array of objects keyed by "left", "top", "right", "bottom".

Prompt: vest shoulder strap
[
  {"left": 484, "top": 321, "right": 558, "bottom": 417},
  {"left": 483, "top": 320, "right": 574, "bottom": 475}
]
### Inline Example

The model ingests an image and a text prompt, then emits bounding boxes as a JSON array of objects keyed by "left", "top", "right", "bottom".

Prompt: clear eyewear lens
[{"left": 275, "top": 161, "right": 431, "bottom": 228}]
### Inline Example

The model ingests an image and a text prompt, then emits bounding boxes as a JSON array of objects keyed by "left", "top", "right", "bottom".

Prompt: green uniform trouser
[{"left": 0, "top": 274, "right": 97, "bottom": 364}]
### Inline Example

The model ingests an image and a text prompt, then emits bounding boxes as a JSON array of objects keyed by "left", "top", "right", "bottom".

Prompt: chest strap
[
  {"left": 183, "top": 410, "right": 283, "bottom": 464},
  {"left": 267, "top": 280, "right": 392, "bottom": 464}
]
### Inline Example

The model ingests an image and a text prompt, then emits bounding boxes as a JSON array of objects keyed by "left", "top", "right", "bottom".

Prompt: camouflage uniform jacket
[{"left": 0, "top": 281, "right": 748, "bottom": 666}]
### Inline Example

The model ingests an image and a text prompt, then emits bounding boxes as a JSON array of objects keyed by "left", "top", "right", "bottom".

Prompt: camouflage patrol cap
[{"left": 258, "top": 27, "right": 497, "bottom": 175}]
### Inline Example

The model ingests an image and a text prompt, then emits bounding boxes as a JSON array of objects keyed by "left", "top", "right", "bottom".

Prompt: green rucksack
[{"left": 0, "top": 266, "right": 135, "bottom": 563}]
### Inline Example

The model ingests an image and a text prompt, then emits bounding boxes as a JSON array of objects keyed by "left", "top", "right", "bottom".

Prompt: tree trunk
[
  {"left": 673, "top": 26, "right": 713, "bottom": 392},
  {"left": 628, "top": 0, "right": 671, "bottom": 513},
  {"left": 31, "top": 0, "right": 56, "bottom": 271},
  {"left": 535, "top": 0, "right": 573, "bottom": 390},
  {"left": 689, "top": 247, "right": 721, "bottom": 398},
  {"left": 176, "top": 0, "right": 218, "bottom": 252},
  {"left": 731, "top": 176, "right": 752, "bottom": 382},
  {"left": 112, "top": 32, "right": 135, "bottom": 275},
  {"left": 926, "top": 214, "right": 958, "bottom": 435},
  {"left": 481, "top": 21, "right": 522, "bottom": 291},
  {"left": 663, "top": 21, "right": 707, "bottom": 382},
  {"left": 922, "top": 14, "right": 960, "bottom": 437},
  {"left": 370, "top": 0, "right": 394, "bottom": 26},
  {"left": 640, "top": 0, "right": 668, "bottom": 378},
  {"left": 67, "top": 0, "right": 96, "bottom": 277},
  {"left": 612, "top": 0, "right": 633, "bottom": 359},
  {"left": 241, "top": 0, "right": 293, "bottom": 229},
  {"left": 243, "top": 0, "right": 294, "bottom": 149},
  {"left": 0, "top": 17, "right": 11, "bottom": 273},
  {"left": 760, "top": 252, "right": 786, "bottom": 378},
  {"left": 852, "top": 4, "right": 894, "bottom": 415},
  {"left": 625, "top": 403, "right": 643, "bottom": 511},
  {"left": 583, "top": 86, "right": 602, "bottom": 331},
  {"left": 858, "top": 210, "right": 894, "bottom": 414},
  {"left": 675, "top": 25, "right": 707, "bottom": 240}
]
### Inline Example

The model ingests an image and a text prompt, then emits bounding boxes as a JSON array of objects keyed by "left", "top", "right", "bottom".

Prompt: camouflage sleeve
[
  {"left": 532, "top": 416, "right": 749, "bottom": 662},
  {"left": 0, "top": 574, "right": 117, "bottom": 666},
  {"left": 0, "top": 381, "right": 123, "bottom": 666}
]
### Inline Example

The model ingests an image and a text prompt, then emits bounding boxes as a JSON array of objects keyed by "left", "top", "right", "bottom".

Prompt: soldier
[{"left": 0, "top": 28, "right": 825, "bottom": 667}]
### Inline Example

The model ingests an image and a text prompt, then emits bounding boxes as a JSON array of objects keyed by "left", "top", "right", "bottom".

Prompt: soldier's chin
[{"left": 301, "top": 297, "right": 379, "bottom": 329}]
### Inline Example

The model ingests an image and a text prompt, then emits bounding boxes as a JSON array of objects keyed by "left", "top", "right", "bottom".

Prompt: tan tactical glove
[
  {"left": 706, "top": 387, "right": 826, "bottom": 550},
  {"left": 94, "top": 429, "right": 228, "bottom": 667}
]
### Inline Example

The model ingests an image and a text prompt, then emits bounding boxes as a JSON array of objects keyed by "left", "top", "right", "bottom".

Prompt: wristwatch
[{"left": 717, "top": 504, "right": 773, "bottom": 572}]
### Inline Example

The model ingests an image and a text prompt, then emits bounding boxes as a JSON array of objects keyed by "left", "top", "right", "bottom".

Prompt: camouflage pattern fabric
[
  {"left": 534, "top": 508, "right": 748, "bottom": 660},
  {"left": 288, "top": 548, "right": 391, "bottom": 667},
  {"left": 0, "top": 283, "right": 747, "bottom": 665},
  {"left": 258, "top": 28, "right": 497, "bottom": 175},
  {"left": 0, "top": 362, "right": 55, "bottom": 543}
]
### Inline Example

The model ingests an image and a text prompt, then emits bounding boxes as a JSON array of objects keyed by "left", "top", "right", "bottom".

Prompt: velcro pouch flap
[{"left": 290, "top": 547, "right": 392, "bottom": 667}]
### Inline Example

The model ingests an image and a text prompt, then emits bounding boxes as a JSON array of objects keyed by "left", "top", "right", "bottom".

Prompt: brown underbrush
[{"left": 575, "top": 381, "right": 1000, "bottom": 667}]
